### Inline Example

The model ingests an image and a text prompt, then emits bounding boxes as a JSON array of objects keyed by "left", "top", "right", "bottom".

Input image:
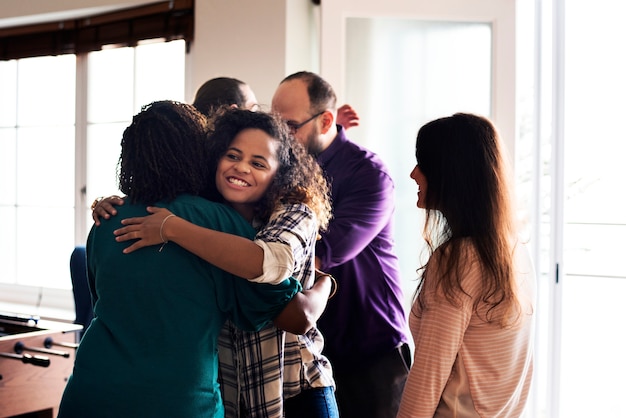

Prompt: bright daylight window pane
[
  {"left": 16, "top": 125, "right": 75, "bottom": 289},
  {"left": 85, "top": 122, "right": 128, "bottom": 234},
  {"left": 17, "top": 55, "right": 75, "bottom": 126},
  {"left": 0, "top": 128, "right": 17, "bottom": 205},
  {"left": 345, "top": 18, "right": 492, "bottom": 307},
  {"left": 560, "top": 276, "right": 626, "bottom": 417},
  {"left": 17, "top": 206, "right": 75, "bottom": 287},
  {"left": 17, "top": 126, "right": 75, "bottom": 205},
  {"left": 0, "top": 40, "right": 185, "bottom": 292},
  {"left": 0, "top": 61, "right": 18, "bottom": 286},
  {"left": 135, "top": 40, "right": 186, "bottom": 108},
  {"left": 0, "top": 207, "right": 17, "bottom": 284},
  {"left": 85, "top": 40, "right": 186, "bottom": 216},
  {"left": 0, "top": 60, "right": 17, "bottom": 127},
  {"left": 0, "top": 61, "right": 19, "bottom": 285},
  {"left": 86, "top": 123, "right": 127, "bottom": 195},
  {"left": 560, "top": 1, "right": 626, "bottom": 416},
  {"left": 0, "top": 55, "right": 75, "bottom": 290},
  {"left": 88, "top": 47, "right": 134, "bottom": 123}
]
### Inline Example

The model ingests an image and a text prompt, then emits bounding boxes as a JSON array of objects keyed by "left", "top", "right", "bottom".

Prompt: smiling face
[
  {"left": 410, "top": 164, "right": 428, "bottom": 209},
  {"left": 215, "top": 128, "right": 280, "bottom": 221}
]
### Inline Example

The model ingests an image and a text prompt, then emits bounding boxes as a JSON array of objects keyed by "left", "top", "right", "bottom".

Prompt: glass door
[
  {"left": 342, "top": 17, "right": 494, "bottom": 308},
  {"left": 321, "top": 1, "right": 626, "bottom": 416},
  {"left": 559, "top": 1, "right": 626, "bottom": 416},
  {"left": 319, "top": 0, "right": 531, "bottom": 415}
]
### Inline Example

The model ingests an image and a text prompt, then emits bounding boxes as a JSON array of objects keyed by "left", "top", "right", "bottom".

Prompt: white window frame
[{"left": 0, "top": 40, "right": 185, "bottom": 322}]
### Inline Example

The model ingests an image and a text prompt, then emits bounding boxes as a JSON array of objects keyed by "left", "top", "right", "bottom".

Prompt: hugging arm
[
  {"left": 92, "top": 197, "right": 265, "bottom": 279},
  {"left": 116, "top": 207, "right": 265, "bottom": 280},
  {"left": 93, "top": 197, "right": 333, "bottom": 334},
  {"left": 273, "top": 272, "right": 334, "bottom": 334},
  {"left": 118, "top": 208, "right": 333, "bottom": 334}
]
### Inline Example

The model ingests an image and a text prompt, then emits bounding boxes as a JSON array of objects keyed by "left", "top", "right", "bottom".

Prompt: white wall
[{"left": 189, "top": 0, "right": 317, "bottom": 109}]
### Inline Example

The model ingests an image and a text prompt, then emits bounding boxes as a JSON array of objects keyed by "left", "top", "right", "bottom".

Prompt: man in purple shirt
[{"left": 272, "top": 71, "right": 410, "bottom": 418}]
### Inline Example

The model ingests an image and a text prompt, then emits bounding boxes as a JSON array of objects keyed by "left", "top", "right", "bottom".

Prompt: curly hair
[
  {"left": 117, "top": 100, "right": 211, "bottom": 205},
  {"left": 207, "top": 108, "right": 332, "bottom": 229}
]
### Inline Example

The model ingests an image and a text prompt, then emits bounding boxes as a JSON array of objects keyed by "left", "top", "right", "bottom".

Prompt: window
[
  {"left": 84, "top": 40, "right": 186, "bottom": 235},
  {"left": 0, "top": 39, "right": 186, "bottom": 318},
  {"left": 0, "top": 54, "right": 76, "bottom": 290},
  {"left": 344, "top": 17, "right": 493, "bottom": 308},
  {"left": 557, "top": 1, "right": 626, "bottom": 416},
  {"left": 329, "top": 0, "right": 626, "bottom": 415},
  {"left": 502, "top": 1, "right": 626, "bottom": 416}
]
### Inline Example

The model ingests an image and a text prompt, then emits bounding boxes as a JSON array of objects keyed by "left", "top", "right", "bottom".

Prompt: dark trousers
[
  {"left": 333, "top": 343, "right": 412, "bottom": 418},
  {"left": 284, "top": 386, "right": 339, "bottom": 418}
]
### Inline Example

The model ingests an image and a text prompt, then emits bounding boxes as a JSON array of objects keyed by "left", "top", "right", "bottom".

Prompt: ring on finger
[{"left": 91, "top": 196, "right": 104, "bottom": 211}]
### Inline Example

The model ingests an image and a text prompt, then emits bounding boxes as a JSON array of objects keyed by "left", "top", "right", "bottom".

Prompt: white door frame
[{"left": 319, "top": 0, "right": 516, "bottom": 157}]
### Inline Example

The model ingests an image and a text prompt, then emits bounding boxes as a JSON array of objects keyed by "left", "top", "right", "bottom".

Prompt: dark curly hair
[
  {"left": 117, "top": 100, "right": 211, "bottom": 205},
  {"left": 207, "top": 108, "right": 332, "bottom": 229}
]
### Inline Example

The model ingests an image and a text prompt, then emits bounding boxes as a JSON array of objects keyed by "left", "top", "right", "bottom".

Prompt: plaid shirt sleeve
[{"left": 254, "top": 203, "right": 317, "bottom": 289}]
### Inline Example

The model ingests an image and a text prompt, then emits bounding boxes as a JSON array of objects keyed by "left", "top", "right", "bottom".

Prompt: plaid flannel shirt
[{"left": 218, "top": 203, "right": 335, "bottom": 418}]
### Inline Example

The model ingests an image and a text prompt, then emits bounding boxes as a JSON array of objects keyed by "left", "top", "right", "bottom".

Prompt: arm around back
[{"left": 273, "top": 272, "right": 334, "bottom": 334}]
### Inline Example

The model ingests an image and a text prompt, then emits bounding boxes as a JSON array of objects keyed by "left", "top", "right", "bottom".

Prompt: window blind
[{"left": 0, "top": 0, "right": 194, "bottom": 60}]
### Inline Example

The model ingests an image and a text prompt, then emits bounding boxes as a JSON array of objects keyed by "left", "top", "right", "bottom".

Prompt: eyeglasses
[{"left": 285, "top": 111, "right": 325, "bottom": 133}]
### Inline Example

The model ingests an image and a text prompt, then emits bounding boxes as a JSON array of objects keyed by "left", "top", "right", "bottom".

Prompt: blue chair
[{"left": 69, "top": 246, "right": 94, "bottom": 339}]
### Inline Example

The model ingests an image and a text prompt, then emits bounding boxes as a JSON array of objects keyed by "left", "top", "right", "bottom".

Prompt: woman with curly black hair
[
  {"left": 58, "top": 101, "right": 302, "bottom": 418},
  {"left": 112, "top": 108, "right": 338, "bottom": 418}
]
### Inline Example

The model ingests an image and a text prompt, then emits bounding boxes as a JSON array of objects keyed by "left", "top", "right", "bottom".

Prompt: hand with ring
[{"left": 91, "top": 195, "right": 125, "bottom": 226}]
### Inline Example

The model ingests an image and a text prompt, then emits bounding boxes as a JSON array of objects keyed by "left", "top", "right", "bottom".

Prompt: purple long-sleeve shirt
[{"left": 316, "top": 126, "right": 409, "bottom": 372}]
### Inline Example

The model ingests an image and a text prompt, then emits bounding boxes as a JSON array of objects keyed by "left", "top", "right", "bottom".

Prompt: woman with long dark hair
[{"left": 398, "top": 113, "right": 536, "bottom": 418}]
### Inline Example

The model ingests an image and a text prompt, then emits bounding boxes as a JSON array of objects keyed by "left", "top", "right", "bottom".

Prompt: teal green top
[{"left": 58, "top": 195, "right": 301, "bottom": 418}]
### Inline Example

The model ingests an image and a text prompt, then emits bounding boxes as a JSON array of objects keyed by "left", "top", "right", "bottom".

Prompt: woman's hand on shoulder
[
  {"left": 114, "top": 206, "right": 175, "bottom": 254},
  {"left": 91, "top": 195, "right": 126, "bottom": 226}
]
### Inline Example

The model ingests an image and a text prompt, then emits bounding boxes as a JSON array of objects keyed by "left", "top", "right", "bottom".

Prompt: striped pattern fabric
[{"left": 398, "top": 242, "right": 536, "bottom": 418}]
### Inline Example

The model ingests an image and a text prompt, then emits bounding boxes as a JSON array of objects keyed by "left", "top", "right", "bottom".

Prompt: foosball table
[{"left": 0, "top": 314, "right": 82, "bottom": 418}]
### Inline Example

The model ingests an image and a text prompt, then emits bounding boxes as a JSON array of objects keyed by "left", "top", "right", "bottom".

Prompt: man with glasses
[
  {"left": 285, "top": 110, "right": 325, "bottom": 133},
  {"left": 272, "top": 71, "right": 411, "bottom": 418}
]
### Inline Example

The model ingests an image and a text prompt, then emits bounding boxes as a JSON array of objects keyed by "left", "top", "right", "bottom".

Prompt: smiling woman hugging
[{"left": 111, "top": 108, "right": 339, "bottom": 418}]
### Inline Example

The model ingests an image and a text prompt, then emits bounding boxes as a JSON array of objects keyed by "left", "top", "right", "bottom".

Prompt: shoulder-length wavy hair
[
  {"left": 207, "top": 108, "right": 332, "bottom": 229},
  {"left": 414, "top": 113, "right": 518, "bottom": 326},
  {"left": 117, "top": 100, "right": 211, "bottom": 205}
]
